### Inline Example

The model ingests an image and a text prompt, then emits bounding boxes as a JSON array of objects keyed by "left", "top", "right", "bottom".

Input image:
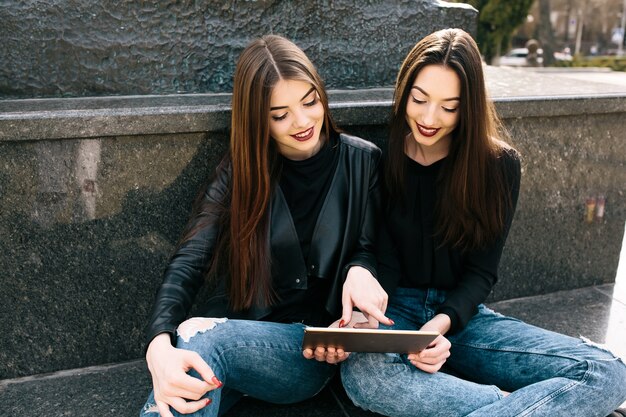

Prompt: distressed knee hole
[
  {"left": 177, "top": 317, "right": 228, "bottom": 343},
  {"left": 580, "top": 336, "right": 625, "bottom": 364},
  {"left": 142, "top": 403, "right": 159, "bottom": 414}
]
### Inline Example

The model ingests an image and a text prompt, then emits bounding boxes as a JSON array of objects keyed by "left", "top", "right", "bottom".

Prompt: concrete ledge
[
  {"left": 0, "top": 89, "right": 392, "bottom": 141},
  {"left": 2, "top": 67, "right": 626, "bottom": 141},
  {"left": 0, "top": 94, "right": 233, "bottom": 141}
]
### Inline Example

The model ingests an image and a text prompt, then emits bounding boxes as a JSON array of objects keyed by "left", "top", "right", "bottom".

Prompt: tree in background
[
  {"left": 538, "top": 0, "right": 557, "bottom": 66},
  {"left": 451, "top": 0, "right": 535, "bottom": 62}
]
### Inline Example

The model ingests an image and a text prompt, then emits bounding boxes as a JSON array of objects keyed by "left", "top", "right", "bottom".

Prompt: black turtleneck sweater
[
  {"left": 263, "top": 136, "right": 340, "bottom": 325},
  {"left": 377, "top": 149, "right": 521, "bottom": 333},
  {"left": 279, "top": 139, "right": 339, "bottom": 262}
]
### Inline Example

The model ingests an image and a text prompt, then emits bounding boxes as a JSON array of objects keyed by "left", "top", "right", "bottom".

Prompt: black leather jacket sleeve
[
  {"left": 341, "top": 143, "right": 381, "bottom": 280},
  {"left": 144, "top": 162, "right": 231, "bottom": 346}
]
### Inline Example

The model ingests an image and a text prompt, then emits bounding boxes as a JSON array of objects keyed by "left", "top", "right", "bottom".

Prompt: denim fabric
[
  {"left": 341, "top": 287, "right": 626, "bottom": 417},
  {"left": 140, "top": 319, "right": 336, "bottom": 417}
]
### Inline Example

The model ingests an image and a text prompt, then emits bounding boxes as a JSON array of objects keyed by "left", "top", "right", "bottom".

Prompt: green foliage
[
  {"left": 553, "top": 55, "right": 626, "bottom": 72},
  {"left": 450, "top": 0, "right": 534, "bottom": 62}
]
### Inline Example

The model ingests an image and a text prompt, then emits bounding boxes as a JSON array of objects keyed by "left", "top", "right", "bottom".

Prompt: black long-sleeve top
[{"left": 377, "top": 149, "right": 521, "bottom": 334}]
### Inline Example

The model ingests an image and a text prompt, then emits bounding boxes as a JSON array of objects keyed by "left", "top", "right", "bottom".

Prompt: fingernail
[
  {"left": 389, "top": 319, "right": 395, "bottom": 325},
  {"left": 339, "top": 320, "right": 345, "bottom": 328},
  {"left": 211, "top": 376, "right": 223, "bottom": 388},
  {"left": 206, "top": 398, "right": 212, "bottom": 406}
]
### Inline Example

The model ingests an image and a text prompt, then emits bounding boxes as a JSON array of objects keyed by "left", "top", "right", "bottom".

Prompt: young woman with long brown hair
[
  {"left": 139, "top": 35, "right": 391, "bottom": 417},
  {"left": 341, "top": 28, "right": 626, "bottom": 417}
]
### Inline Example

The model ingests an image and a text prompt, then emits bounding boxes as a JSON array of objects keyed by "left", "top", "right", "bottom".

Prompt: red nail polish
[
  {"left": 206, "top": 398, "right": 212, "bottom": 406},
  {"left": 389, "top": 319, "right": 395, "bottom": 325},
  {"left": 339, "top": 320, "right": 345, "bottom": 328},
  {"left": 211, "top": 376, "right": 223, "bottom": 388}
]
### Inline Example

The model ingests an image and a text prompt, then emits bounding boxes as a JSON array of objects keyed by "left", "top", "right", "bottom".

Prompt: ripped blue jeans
[
  {"left": 140, "top": 319, "right": 335, "bottom": 417},
  {"left": 341, "top": 287, "right": 626, "bottom": 417}
]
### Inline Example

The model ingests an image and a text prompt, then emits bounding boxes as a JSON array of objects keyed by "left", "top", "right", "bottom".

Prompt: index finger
[
  {"left": 362, "top": 306, "right": 393, "bottom": 326},
  {"left": 367, "top": 313, "right": 380, "bottom": 329},
  {"left": 185, "top": 351, "right": 219, "bottom": 389}
]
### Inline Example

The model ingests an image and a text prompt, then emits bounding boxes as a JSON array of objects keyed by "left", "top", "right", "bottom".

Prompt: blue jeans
[
  {"left": 140, "top": 319, "right": 336, "bottom": 417},
  {"left": 341, "top": 287, "right": 626, "bottom": 417}
]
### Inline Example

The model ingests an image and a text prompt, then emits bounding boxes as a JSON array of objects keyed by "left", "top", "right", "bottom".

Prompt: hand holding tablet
[{"left": 302, "top": 327, "right": 439, "bottom": 354}]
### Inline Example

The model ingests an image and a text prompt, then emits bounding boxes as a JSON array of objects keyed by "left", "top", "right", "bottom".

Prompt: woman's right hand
[
  {"left": 146, "top": 333, "right": 222, "bottom": 416},
  {"left": 341, "top": 266, "right": 392, "bottom": 329}
]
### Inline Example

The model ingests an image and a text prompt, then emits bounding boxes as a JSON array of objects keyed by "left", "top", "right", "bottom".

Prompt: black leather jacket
[{"left": 145, "top": 133, "right": 381, "bottom": 345}]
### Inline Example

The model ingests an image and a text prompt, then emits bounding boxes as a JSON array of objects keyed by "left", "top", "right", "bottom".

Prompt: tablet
[{"left": 302, "top": 327, "right": 439, "bottom": 353}]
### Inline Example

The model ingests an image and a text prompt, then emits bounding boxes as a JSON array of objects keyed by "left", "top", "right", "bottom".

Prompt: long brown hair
[
  {"left": 186, "top": 35, "right": 338, "bottom": 311},
  {"left": 386, "top": 28, "right": 516, "bottom": 251}
]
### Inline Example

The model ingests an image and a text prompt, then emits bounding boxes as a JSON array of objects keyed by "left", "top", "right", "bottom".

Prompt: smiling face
[
  {"left": 404, "top": 64, "right": 461, "bottom": 163},
  {"left": 268, "top": 79, "right": 325, "bottom": 161}
]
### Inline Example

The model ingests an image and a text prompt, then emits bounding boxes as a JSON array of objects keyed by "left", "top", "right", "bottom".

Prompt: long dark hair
[
  {"left": 182, "top": 35, "right": 338, "bottom": 311},
  {"left": 386, "top": 28, "right": 515, "bottom": 251}
]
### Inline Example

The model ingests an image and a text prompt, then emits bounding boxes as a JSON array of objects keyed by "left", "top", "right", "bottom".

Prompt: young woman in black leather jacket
[{"left": 139, "top": 35, "right": 391, "bottom": 417}]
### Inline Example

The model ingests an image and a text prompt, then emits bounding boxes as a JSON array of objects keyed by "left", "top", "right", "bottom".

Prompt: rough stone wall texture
[
  {"left": 0, "top": 0, "right": 476, "bottom": 99},
  {"left": 494, "top": 113, "right": 625, "bottom": 301},
  {"left": 0, "top": 132, "right": 228, "bottom": 379}
]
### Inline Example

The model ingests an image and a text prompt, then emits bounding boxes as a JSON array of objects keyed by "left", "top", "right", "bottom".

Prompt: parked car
[
  {"left": 498, "top": 48, "right": 538, "bottom": 66},
  {"left": 498, "top": 47, "right": 572, "bottom": 66}
]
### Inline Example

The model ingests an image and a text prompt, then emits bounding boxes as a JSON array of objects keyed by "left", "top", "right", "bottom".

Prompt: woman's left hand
[
  {"left": 302, "top": 346, "right": 350, "bottom": 364},
  {"left": 302, "top": 312, "right": 368, "bottom": 364},
  {"left": 407, "top": 314, "right": 452, "bottom": 374},
  {"left": 407, "top": 335, "right": 451, "bottom": 373}
]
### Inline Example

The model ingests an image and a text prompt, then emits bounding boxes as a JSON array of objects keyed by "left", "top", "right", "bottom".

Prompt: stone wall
[
  {"left": 0, "top": 132, "right": 226, "bottom": 378},
  {"left": 0, "top": 0, "right": 476, "bottom": 99}
]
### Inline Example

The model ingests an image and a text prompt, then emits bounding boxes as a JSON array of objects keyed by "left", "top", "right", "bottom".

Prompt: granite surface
[
  {"left": 492, "top": 110, "right": 626, "bottom": 301},
  {"left": 1, "top": 284, "right": 624, "bottom": 416},
  {"left": 0, "top": 361, "right": 152, "bottom": 417},
  {"left": 0, "top": 133, "right": 228, "bottom": 379},
  {"left": 0, "top": 0, "right": 476, "bottom": 99},
  {"left": 490, "top": 285, "right": 626, "bottom": 354}
]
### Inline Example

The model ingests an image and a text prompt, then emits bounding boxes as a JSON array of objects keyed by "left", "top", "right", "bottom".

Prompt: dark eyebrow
[
  {"left": 270, "top": 87, "right": 316, "bottom": 111},
  {"left": 412, "top": 86, "right": 460, "bottom": 102}
]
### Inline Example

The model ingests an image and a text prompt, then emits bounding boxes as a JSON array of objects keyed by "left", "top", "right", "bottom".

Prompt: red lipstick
[
  {"left": 416, "top": 123, "right": 440, "bottom": 138},
  {"left": 291, "top": 127, "right": 314, "bottom": 142}
]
